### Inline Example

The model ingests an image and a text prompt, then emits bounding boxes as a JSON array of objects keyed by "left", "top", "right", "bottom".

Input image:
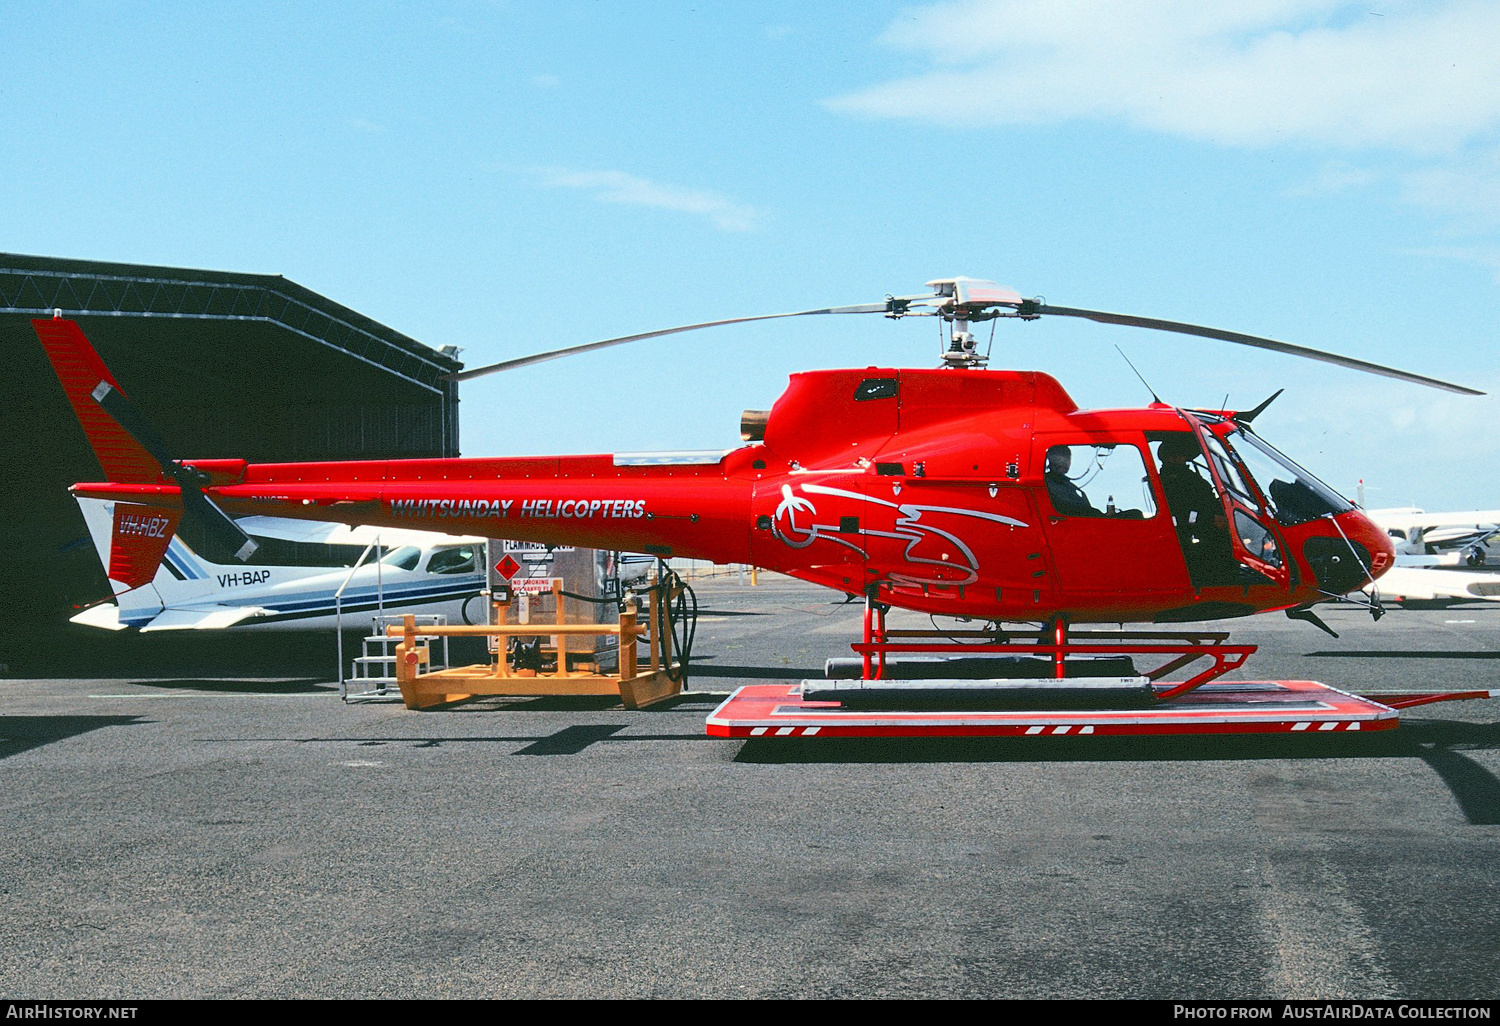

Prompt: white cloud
[
  {"left": 1271, "top": 369, "right": 1500, "bottom": 509},
  {"left": 1402, "top": 243, "right": 1500, "bottom": 283},
  {"left": 532, "top": 168, "right": 763, "bottom": 232},
  {"left": 828, "top": 1, "right": 1500, "bottom": 155},
  {"left": 1400, "top": 148, "right": 1500, "bottom": 229},
  {"left": 1287, "top": 160, "right": 1379, "bottom": 196}
]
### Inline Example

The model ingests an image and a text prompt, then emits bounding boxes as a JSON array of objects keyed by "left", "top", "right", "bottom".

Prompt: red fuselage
[{"left": 74, "top": 366, "right": 1393, "bottom": 624}]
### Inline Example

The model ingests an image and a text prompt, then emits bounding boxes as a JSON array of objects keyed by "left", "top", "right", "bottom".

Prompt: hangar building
[{"left": 0, "top": 252, "right": 463, "bottom": 658}]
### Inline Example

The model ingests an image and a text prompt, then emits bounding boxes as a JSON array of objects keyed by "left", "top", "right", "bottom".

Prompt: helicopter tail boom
[{"left": 70, "top": 451, "right": 760, "bottom": 567}]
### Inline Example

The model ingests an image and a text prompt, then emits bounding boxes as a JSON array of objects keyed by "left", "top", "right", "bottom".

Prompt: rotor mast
[{"left": 906, "top": 277, "right": 1028, "bottom": 369}]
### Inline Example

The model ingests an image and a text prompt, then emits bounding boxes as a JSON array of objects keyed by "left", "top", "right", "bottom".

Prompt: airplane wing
[
  {"left": 1374, "top": 567, "right": 1500, "bottom": 603},
  {"left": 69, "top": 601, "right": 276, "bottom": 631},
  {"left": 233, "top": 516, "right": 487, "bottom": 547},
  {"left": 138, "top": 605, "right": 275, "bottom": 631},
  {"left": 1367, "top": 509, "right": 1500, "bottom": 532}
]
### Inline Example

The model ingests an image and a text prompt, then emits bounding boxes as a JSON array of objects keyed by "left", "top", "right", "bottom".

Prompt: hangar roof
[{"left": 0, "top": 251, "right": 461, "bottom": 393}]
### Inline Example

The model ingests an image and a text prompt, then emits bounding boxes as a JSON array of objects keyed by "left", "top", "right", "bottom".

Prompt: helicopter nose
[
  {"left": 1294, "top": 509, "right": 1394, "bottom": 595},
  {"left": 1338, "top": 508, "right": 1396, "bottom": 584}
]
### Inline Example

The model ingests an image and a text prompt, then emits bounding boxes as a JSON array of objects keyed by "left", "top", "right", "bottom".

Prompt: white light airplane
[
  {"left": 1369, "top": 565, "right": 1500, "bottom": 606},
  {"left": 70, "top": 498, "right": 487, "bottom": 632},
  {"left": 1366, "top": 508, "right": 1500, "bottom": 567}
]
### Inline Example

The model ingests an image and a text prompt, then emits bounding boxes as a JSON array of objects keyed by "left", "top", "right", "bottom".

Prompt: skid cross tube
[{"left": 848, "top": 628, "right": 1256, "bottom": 700}]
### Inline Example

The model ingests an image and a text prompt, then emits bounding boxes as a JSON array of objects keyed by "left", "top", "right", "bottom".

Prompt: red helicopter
[{"left": 33, "top": 276, "right": 1490, "bottom": 716}]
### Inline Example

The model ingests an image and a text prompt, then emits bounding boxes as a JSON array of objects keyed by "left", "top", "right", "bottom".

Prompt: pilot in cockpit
[
  {"left": 1156, "top": 433, "right": 1236, "bottom": 582},
  {"left": 1044, "top": 446, "right": 1101, "bottom": 517}
]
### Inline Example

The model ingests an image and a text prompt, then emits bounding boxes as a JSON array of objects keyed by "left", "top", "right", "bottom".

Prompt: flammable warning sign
[{"left": 502, "top": 540, "right": 575, "bottom": 553}]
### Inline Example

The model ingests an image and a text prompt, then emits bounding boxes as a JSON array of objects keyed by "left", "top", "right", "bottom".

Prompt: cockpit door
[{"left": 1181, "top": 412, "right": 1291, "bottom": 588}]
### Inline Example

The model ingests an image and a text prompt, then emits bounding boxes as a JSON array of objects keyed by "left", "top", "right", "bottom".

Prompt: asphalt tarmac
[{"left": 2, "top": 578, "right": 1498, "bottom": 999}]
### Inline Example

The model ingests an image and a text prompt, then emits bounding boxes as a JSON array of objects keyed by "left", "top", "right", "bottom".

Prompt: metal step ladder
[{"left": 342, "top": 614, "right": 452, "bottom": 702}]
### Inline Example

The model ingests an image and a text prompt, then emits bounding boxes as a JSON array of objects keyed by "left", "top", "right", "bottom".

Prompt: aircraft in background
[
  {"left": 1365, "top": 508, "right": 1500, "bottom": 567},
  {"left": 70, "top": 497, "right": 487, "bottom": 632},
  {"left": 1368, "top": 564, "right": 1500, "bottom": 607}
]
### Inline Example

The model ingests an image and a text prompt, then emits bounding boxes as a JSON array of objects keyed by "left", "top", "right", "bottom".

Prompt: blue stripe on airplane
[
  {"left": 163, "top": 541, "right": 207, "bottom": 580},
  {"left": 250, "top": 584, "right": 482, "bottom": 616}
]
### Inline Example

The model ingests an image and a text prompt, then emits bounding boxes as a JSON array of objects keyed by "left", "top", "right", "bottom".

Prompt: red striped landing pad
[{"left": 706, "top": 681, "right": 1416, "bottom": 739}]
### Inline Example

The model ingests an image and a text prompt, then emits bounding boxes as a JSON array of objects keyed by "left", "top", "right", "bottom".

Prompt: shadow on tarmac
[
  {"left": 123, "top": 678, "right": 335, "bottom": 694},
  {"left": 1306, "top": 650, "right": 1500, "bottom": 659},
  {"left": 733, "top": 718, "right": 1500, "bottom": 824},
  {"left": 689, "top": 664, "right": 823, "bottom": 681},
  {"left": 0, "top": 715, "right": 145, "bottom": 760},
  {"left": 8, "top": 625, "right": 351, "bottom": 679}
]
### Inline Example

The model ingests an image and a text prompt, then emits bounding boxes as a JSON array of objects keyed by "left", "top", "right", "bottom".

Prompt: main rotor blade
[
  {"left": 179, "top": 486, "right": 260, "bottom": 562},
  {"left": 446, "top": 303, "right": 891, "bottom": 383},
  {"left": 1038, "top": 305, "right": 1484, "bottom": 396}
]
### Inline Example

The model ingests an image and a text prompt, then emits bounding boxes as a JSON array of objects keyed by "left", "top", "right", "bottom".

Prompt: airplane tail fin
[
  {"left": 32, "top": 318, "right": 165, "bottom": 484},
  {"left": 75, "top": 495, "right": 183, "bottom": 592}
]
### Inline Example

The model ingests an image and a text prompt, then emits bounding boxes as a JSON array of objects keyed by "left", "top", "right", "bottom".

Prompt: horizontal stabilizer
[
  {"left": 69, "top": 603, "right": 128, "bottom": 631},
  {"left": 138, "top": 605, "right": 272, "bottom": 632}
]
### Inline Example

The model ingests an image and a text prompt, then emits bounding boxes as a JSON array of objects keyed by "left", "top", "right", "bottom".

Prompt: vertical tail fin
[
  {"left": 33, "top": 318, "right": 163, "bottom": 484},
  {"left": 75, "top": 495, "right": 182, "bottom": 592}
]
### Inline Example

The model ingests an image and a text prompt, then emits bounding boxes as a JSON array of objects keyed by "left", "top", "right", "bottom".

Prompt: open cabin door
[{"left": 1181, "top": 412, "right": 1291, "bottom": 588}]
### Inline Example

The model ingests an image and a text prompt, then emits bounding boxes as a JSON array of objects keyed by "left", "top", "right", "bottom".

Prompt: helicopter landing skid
[
  {"left": 706, "top": 680, "right": 1417, "bottom": 739},
  {"left": 853, "top": 610, "right": 1254, "bottom": 700},
  {"left": 706, "top": 608, "right": 1497, "bottom": 738}
]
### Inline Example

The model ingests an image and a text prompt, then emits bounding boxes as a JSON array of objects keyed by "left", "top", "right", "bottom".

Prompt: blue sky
[{"left": 6, "top": 0, "right": 1499, "bottom": 508}]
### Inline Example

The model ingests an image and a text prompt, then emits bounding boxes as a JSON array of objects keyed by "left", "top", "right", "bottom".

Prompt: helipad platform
[{"left": 706, "top": 680, "right": 1406, "bottom": 738}]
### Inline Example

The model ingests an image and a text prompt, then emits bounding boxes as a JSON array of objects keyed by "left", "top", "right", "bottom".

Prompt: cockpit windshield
[
  {"left": 379, "top": 545, "right": 422, "bottom": 571},
  {"left": 1223, "top": 428, "right": 1354, "bottom": 526}
]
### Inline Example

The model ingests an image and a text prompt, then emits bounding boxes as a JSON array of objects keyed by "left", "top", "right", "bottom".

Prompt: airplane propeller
[
  {"left": 447, "top": 276, "right": 1483, "bottom": 396},
  {"left": 89, "top": 381, "right": 259, "bottom": 562}
]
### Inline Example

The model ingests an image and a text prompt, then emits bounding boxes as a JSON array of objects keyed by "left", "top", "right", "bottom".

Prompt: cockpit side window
[
  {"left": 1173, "top": 413, "right": 1292, "bottom": 587},
  {"left": 1200, "top": 432, "right": 1258, "bottom": 508},
  {"left": 1043, "top": 443, "right": 1157, "bottom": 519},
  {"left": 1149, "top": 431, "right": 1240, "bottom": 585}
]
